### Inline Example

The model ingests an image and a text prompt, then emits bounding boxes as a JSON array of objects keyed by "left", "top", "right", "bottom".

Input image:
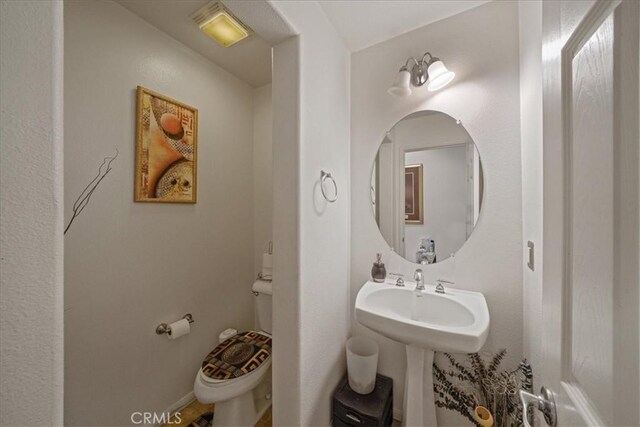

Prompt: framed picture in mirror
[{"left": 405, "top": 164, "right": 423, "bottom": 224}]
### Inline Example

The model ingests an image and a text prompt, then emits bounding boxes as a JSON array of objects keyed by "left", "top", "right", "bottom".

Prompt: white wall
[
  {"left": 270, "top": 35, "right": 302, "bottom": 426},
  {"left": 518, "top": 0, "right": 543, "bottom": 377},
  {"left": 253, "top": 84, "right": 273, "bottom": 277},
  {"left": 0, "top": 1, "right": 64, "bottom": 425},
  {"left": 351, "top": 2, "right": 523, "bottom": 424},
  {"left": 64, "top": 1, "right": 256, "bottom": 425},
  {"left": 404, "top": 146, "right": 468, "bottom": 261},
  {"left": 377, "top": 141, "right": 396, "bottom": 245},
  {"left": 269, "top": 2, "right": 351, "bottom": 425}
]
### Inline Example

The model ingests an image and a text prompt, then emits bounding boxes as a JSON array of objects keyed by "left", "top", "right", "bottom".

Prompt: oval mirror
[{"left": 370, "top": 111, "right": 483, "bottom": 264}]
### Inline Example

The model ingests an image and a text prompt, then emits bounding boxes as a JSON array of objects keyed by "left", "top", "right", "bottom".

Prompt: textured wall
[
  {"left": 0, "top": 1, "right": 64, "bottom": 425},
  {"left": 271, "top": 35, "right": 302, "bottom": 426},
  {"left": 270, "top": 2, "right": 352, "bottom": 425},
  {"left": 64, "top": 1, "right": 256, "bottom": 425},
  {"left": 351, "top": 2, "right": 523, "bottom": 424},
  {"left": 253, "top": 84, "right": 273, "bottom": 277},
  {"left": 518, "top": 0, "right": 543, "bottom": 377}
]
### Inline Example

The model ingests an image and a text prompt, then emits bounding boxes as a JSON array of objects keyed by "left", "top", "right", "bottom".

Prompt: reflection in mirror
[{"left": 371, "top": 111, "right": 483, "bottom": 264}]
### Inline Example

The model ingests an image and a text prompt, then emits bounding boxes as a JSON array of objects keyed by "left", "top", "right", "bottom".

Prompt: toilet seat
[{"left": 200, "top": 331, "right": 272, "bottom": 384}]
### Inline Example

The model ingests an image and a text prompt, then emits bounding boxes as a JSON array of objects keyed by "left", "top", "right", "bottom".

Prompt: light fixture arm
[
  {"left": 402, "top": 52, "right": 437, "bottom": 68},
  {"left": 420, "top": 52, "right": 435, "bottom": 65},
  {"left": 399, "top": 57, "right": 420, "bottom": 72}
]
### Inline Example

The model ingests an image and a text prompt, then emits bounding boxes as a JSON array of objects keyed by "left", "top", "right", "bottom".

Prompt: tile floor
[{"left": 162, "top": 400, "right": 272, "bottom": 427}]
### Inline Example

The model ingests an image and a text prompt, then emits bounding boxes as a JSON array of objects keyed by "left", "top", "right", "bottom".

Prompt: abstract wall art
[{"left": 135, "top": 86, "right": 198, "bottom": 203}]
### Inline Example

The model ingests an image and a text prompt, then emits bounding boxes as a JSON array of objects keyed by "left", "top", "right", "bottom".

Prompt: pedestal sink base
[{"left": 403, "top": 346, "right": 437, "bottom": 427}]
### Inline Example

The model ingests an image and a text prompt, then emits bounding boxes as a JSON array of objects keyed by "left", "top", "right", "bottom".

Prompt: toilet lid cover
[{"left": 201, "top": 331, "right": 272, "bottom": 381}]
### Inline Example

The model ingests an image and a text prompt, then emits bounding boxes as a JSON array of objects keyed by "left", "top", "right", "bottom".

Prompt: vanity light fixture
[
  {"left": 191, "top": 2, "right": 251, "bottom": 48},
  {"left": 388, "top": 53, "right": 455, "bottom": 97}
]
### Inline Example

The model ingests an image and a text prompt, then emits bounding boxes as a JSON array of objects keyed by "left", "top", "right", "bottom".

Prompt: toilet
[{"left": 194, "top": 279, "right": 273, "bottom": 426}]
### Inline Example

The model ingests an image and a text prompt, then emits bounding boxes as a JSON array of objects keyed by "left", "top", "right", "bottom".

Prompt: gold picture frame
[
  {"left": 135, "top": 86, "right": 198, "bottom": 203},
  {"left": 405, "top": 164, "right": 423, "bottom": 224}
]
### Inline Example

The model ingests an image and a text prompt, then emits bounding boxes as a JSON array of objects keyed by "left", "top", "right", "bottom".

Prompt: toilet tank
[{"left": 252, "top": 280, "right": 272, "bottom": 334}]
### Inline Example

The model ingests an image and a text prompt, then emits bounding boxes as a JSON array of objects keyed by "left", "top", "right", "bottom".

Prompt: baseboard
[
  {"left": 169, "top": 391, "right": 196, "bottom": 415},
  {"left": 393, "top": 407, "right": 403, "bottom": 422},
  {"left": 151, "top": 391, "right": 195, "bottom": 427}
]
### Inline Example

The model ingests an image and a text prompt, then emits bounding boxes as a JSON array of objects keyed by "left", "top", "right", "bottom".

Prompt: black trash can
[{"left": 332, "top": 373, "right": 393, "bottom": 426}]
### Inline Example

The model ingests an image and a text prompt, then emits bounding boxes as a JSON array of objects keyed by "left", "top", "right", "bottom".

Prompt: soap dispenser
[{"left": 371, "top": 253, "right": 387, "bottom": 283}]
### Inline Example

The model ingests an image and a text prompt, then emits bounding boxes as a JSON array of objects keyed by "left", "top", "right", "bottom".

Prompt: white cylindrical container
[{"left": 346, "top": 336, "right": 379, "bottom": 394}]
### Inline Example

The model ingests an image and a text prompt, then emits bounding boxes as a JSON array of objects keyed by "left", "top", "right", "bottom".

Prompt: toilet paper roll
[{"left": 168, "top": 318, "right": 190, "bottom": 340}]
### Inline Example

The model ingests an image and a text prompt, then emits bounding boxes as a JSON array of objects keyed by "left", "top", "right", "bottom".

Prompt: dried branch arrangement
[
  {"left": 434, "top": 350, "right": 533, "bottom": 427},
  {"left": 64, "top": 150, "right": 118, "bottom": 235}
]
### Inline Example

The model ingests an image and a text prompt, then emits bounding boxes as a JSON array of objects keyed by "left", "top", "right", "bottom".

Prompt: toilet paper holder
[{"left": 155, "top": 313, "right": 194, "bottom": 336}]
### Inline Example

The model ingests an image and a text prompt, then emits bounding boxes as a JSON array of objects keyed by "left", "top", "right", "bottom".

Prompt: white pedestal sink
[{"left": 355, "top": 280, "right": 490, "bottom": 427}]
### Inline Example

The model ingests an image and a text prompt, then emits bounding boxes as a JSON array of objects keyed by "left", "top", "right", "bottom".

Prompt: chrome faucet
[
  {"left": 436, "top": 279, "right": 453, "bottom": 294},
  {"left": 414, "top": 269, "right": 425, "bottom": 291}
]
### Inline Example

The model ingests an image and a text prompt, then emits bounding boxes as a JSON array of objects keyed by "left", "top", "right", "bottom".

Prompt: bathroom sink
[
  {"left": 355, "top": 280, "right": 490, "bottom": 426},
  {"left": 355, "top": 281, "right": 489, "bottom": 353}
]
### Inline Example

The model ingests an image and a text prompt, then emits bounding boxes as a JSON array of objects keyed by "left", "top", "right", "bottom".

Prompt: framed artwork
[
  {"left": 405, "top": 164, "right": 423, "bottom": 224},
  {"left": 135, "top": 86, "right": 198, "bottom": 203}
]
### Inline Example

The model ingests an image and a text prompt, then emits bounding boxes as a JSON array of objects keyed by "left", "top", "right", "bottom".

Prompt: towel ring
[{"left": 320, "top": 170, "right": 338, "bottom": 203}]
